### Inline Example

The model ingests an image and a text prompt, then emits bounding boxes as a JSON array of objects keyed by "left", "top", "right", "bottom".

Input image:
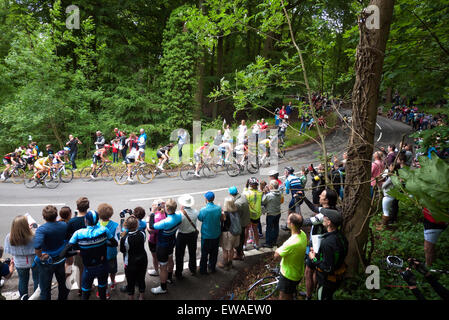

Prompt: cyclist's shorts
[
  {"left": 53, "top": 159, "right": 62, "bottom": 165},
  {"left": 125, "top": 156, "right": 135, "bottom": 164},
  {"left": 2, "top": 158, "right": 11, "bottom": 166},
  {"left": 278, "top": 273, "right": 300, "bottom": 295},
  {"left": 34, "top": 163, "right": 44, "bottom": 170},
  {"left": 156, "top": 151, "right": 164, "bottom": 159},
  {"left": 156, "top": 244, "right": 175, "bottom": 265},
  {"left": 92, "top": 154, "right": 101, "bottom": 164},
  {"left": 194, "top": 152, "right": 201, "bottom": 163}
]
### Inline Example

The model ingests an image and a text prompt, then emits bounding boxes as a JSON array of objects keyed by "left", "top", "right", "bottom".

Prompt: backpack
[{"left": 228, "top": 211, "right": 241, "bottom": 236}]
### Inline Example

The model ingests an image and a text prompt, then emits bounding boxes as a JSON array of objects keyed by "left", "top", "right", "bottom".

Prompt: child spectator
[
  {"left": 97, "top": 203, "right": 120, "bottom": 296},
  {"left": 58, "top": 206, "right": 72, "bottom": 223},
  {"left": 120, "top": 215, "right": 148, "bottom": 300}
]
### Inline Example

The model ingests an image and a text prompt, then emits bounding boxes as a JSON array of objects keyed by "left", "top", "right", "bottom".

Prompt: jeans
[
  {"left": 112, "top": 152, "right": 118, "bottom": 163},
  {"left": 16, "top": 265, "right": 39, "bottom": 298},
  {"left": 69, "top": 152, "right": 77, "bottom": 169},
  {"left": 300, "top": 122, "right": 307, "bottom": 133},
  {"left": 199, "top": 237, "right": 220, "bottom": 274},
  {"left": 175, "top": 231, "right": 198, "bottom": 276},
  {"left": 38, "top": 261, "right": 69, "bottom": 300},
  {"left": 265, "top": 214, "right": 281, "bottom": 246}
]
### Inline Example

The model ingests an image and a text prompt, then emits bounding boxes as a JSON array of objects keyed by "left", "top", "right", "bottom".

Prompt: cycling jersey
[
  {"left": 151, "top": 213, "right": 182, "bottom": 248},
  {"left": 35, "top": 157, "right": 50, "bottom": 168},
  {"left": 285, "top": 174, "right": 304, "bottom": 195},
  {"left": 69, "top": 225, "right": 113, "bottom": 267}
]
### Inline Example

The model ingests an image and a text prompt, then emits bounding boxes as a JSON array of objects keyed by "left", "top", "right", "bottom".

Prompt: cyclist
[
  {"left": 1, "top": 152, "right": 20, "bottom": 181},
  {"left": 33, "top": 154, "right": 54, "bottom": 180},
  {"left": 194, "top": 142, "right": 210, "bottom": 177},
  {"left": 156, "top": 143, "right": 174, "bottom": 171},
  {"left": 53, "top": 148, "right": 70, "bottom": 171},
  {"left": 91, "top": 145, "right": 111, "bottom": 179},
  {"left": 124, "top": 143, "right": 142, "bottom": 182},
  {"left": 258, "top": 137, "right": 272, "bottom": 165}
]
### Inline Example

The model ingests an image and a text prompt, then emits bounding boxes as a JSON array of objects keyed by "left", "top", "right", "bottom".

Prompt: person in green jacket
[{"left": 244, "top": 177, "right": 263, "bottom": 250}]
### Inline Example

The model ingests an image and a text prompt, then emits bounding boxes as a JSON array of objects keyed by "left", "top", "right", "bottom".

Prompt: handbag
[{"left": 181, "top": 209, "right": 199, "bottom": 235}]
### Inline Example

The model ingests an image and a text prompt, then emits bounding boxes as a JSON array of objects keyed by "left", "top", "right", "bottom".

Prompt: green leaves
[{"left": 391, "top": 156, "right": 449, "bottom": 223}]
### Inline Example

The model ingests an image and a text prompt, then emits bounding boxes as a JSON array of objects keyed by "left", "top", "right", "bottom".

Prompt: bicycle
[
  {"left": 150, "top": 158, "right": 180, "bottom": 178},
  {"left": 226, "top": 156, "right": 259, "bottom": 177},
  {"left": 179, "top": 157, "right": 216, "bottom": 180},
  {"left": 246, "top": 264, "right": 306, "bottom": 300},
  {"left": 80, "top": 161, "right": 115, "bottom": 182},
  {"left": 1, "top": 163, "right": 25, "bottom": 184},
  {"left": 113, "top": 162, "right": 155, "bottom": 185},
  {"left": 24, "top": 167, "right": 60, "bottom": 189},
  {"left": 54, "top": 163, "right": 74, "bottom": 183}
]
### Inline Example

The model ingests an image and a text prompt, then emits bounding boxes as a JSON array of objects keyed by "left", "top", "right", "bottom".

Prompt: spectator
[
  {"left": 309, "top": 164, "right": 326, "bottom": 206},
  {"left": 120, "top": 215, "right": 148, "bottom": 300},
  {"left": 286, "top": 102, "right": 293, "bottom": 119},
  {"left": 262, "top": 180, "right": 282, "bottom": 248},
  {"left": 244, "top": 178, "right": 263, "bottom": 249},
  {"left": 94, "top": 131, "right": 105, "bottom": 150},
  {"left": 222, "top": 122, "right": 232, "bottom": 142},
  {"left": 384, "top": 144, "right": 397, "bottom": 167},
  {"left": 147, "top": 199, "right": 166, "bottom": 277},
  {"left": 4, "top": 215, "right": 39, "bottom": 300},
  {"left": 308, "top": 209, "right": 348, "bottom": 300},
  {"left": 60, "top": 210, "right": 118, "bottom": 300},
  {"left": 66, "top": 135, "right": 82, "bottom": 171},
  {"left": 274, "top": 213, "right": 307, "bottom": 300},
  {"left": 138, "top": 128, "right": 147, "bottom": 160},
  {"left": 228, "top": 186, "right": 250, "bottom": 261},
  {"left": 66, "top": 197, "right": 90, "bottom": 297},
  {"left": 150, "top": 198, "right": 182, "bottom": 294},
  {"left": 34, "top": 205, "right": 69, "bottom": 300},
  {"left": 422, "top": 208, "right": 448, "bottom": 267},
  {"left": 58, "top": 206, "right": 72, "bottom": 223},
  {"left": 237, "top": 120, "right": 247, "bottom": 145},
  {"left": 97, "top": 203, "right": 120, "bottom": 295},
  {"left": 279, "top": 106, "right": 286, "bottom": 120},
  {"left": 284, "top": 167, "right": 305, "bottom": 217},
  {"left": 177, "top": 129, "right": 188, "bottom": 162},
  {"left": 133, "top": 207, "right": 147, "bottom": 232},
  {"left": 218, "top": 197, "right": 240, "bottom": 271},
  {"left": 198, "top": 191, "right": 223, "bottom": 275},
  {"left": 378, "top": 164, "right": 399, "bottom": 230},
  {"left": 111, "top": 138, "right": 120, "bottom": 163},
  {"left": 45, "top": 144, "right": 54, "bottom": 156},
  {"left": 119, "top": 131, "right": 128, "bottom": 160},
  {"left": 278, "top": 119, "right": 288, "bottom": 143},
  {"left": 175, "top": 194, "right": 199, "bottom": 280},
  {"left": 371, "top": 151, "right": 385, "bottom": 196},
  {"left": 0, "top": 246, "right": 15, "bottom": 300}
]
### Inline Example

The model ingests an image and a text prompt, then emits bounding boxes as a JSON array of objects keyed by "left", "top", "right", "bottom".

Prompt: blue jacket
[
  {"left": 153, "top": 212, "right": 182, "bottom": 247},
  {"left": 198, "top": 203, "right": 222, "bottom": 239}
]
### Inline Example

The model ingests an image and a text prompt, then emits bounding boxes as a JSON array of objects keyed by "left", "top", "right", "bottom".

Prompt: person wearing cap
[
  {"left": 34, "top": 205, "right": 69, "bottom": 300},
  {"left": 175, "top": 194, "right": 199, "bottom": 279},
  {"left": 150, "top": 199, "right": 182, "bottom": 294},
  {"left": 244, "top": 178, "right": 263, "bottom": 250},
  {"left": 283, "top": 167, "right": 305, "bottom": 231},
  {"left": 228, "top": 186, "right": 250, "bottom": 261},
  {"left": 60, "top": 209, "right": 118, "bottom": 300},
  {"left": 308, "top": 208, "right": 348, "bottom": 300},
  {"left": 262, "top": 180, "right": 283, "bottom": 248},
  {"left": 198, "top": 191, "right": 223, "bottom": 274}
]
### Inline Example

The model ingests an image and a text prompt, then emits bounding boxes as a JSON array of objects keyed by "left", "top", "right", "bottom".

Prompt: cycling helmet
[
  {"left": 285, "top": 166, "right": 294, "bottom": 174},
  {"left": 204, "top": 142, "right": 209, "bottom": 146},
  {"left": 64, "top": 147, "right": 70, "bottom": 152},
  {"left": 268, "top": 169, "right": 279, "bottom": 177},
  {"left": 249, "top": 177, "right": 259, "bottom": 185},
  {"left": 104, "top": 144, "right": 111, "bottom": 149},
  {"left": 243, "top": 139, "right": 248, "bottom": 145}
]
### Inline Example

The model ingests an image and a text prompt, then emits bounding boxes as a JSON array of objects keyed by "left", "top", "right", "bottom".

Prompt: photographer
[{"left": 66, "top": 135, "right": 82, "bottom": 171}]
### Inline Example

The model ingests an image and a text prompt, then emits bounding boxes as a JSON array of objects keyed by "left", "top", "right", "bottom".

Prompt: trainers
[
  {"left": 90, "top": 174, "right": 96, "bottom": 180},
  {"left": 96, "top": 291, "right": 110, "bottom": 299},
  {"left": 194, "top": 173, "right": 200, "bottom": 177},
  {"left": 167, "top": 279, "right": 173, "bottom": 284},
  {"left": 151, "top": 286, "right": 167, "bottom": 295},
  {"left": 148, "top": 269, "right": 159, "bottom": 276},
  {"left": 127, "top": 177, "right": 133, "bottom": 182}
]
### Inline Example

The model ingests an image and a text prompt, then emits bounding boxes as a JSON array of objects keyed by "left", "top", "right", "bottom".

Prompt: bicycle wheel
[
  {"left": 202, "top": 164, "right": 216, "bottom": 178},
  {"left": 59, "top": 167, "right": 73, "bottom": 183},
  {"left": 24, "top": 171, "right": 38, "bottom": 188},
  {"left": 100, "top": 165, "right": 114, "bottom": 181},
  {"left": 226, "top": 162, "right": 241, "bottom": 177},
  {"left": 136, "top": 164, "right": 154, "bottom": 184},
  {"left": 44, "top": 172, "right": 60, "bottom": 189},
  {"left": 246, "top": 161, "right": 259, "bottom": 174},
  {"left": 179, "top": 164, "right": 195, "bottom": 181},
  {"left": 164, "top": 162, "right": 180, "bottom": 178},
  {"left": 113, "top": 166, "right": 129, "bottom": 185},
  {"left": 278, "top": 147, "right": 286, "bottom": 159},
  {"left": 11, "top": 168, "right": 25, "bottom": 184},
  {"left": 246, "top": 276, "right": 278, "bottom": 300},
  {"left": 80, "top": 167, "right": 94, "bottom": 182}
]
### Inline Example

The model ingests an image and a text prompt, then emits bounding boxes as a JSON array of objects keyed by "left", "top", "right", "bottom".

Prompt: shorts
[
  {"left": 125, "top": 156, "right": 135, "bottom": 164},
  {"left": 156, "top": 151, "right": 163, "bottom": 159},
  {"left": 148, "top": 241, "right": 157, "bottom": 253},
  {"left": 92, "top": 154, "right": 101, "bottom": 164},
  {"left": 53, "top": 159, "right": 62, "bottom": 165},
  {"left": 2, "top": 158, "right": 11, "bottom": 166},
  {"left": 107, "top": 258, "right": 118, "bottom": 274},
  {"left": 156, "top": 244, "right": 175, "bottom": 265},
  {"left": 194, "top": 153, "right": 201, "bottom": 163},
  {"left": 278, "top": 273, "right": 300, "bottom": 295},
  {"left": 250, "top": 218, "right": 260, "bottom": 225},
  {"left": 220, "top": 231, "right": 240, "bottom": 251},
  {"left": 424, "top": 229, "right": 445, "bottom": 244}
]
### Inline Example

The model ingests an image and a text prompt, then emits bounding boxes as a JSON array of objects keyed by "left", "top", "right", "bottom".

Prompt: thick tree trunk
[
  {"left": 342, "top": 0, "right": 395, "bottom": 276},
  {"left": 213, "top": 34, "right": 224, "bottom": 119}
]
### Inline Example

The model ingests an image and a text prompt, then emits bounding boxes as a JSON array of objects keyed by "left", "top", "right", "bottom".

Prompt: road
[{"left": 0, "top": 114, "right": 413, "bottom": 299}]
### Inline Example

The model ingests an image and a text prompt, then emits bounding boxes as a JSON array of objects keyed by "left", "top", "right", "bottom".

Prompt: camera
[
  {"left": 120, "top": 209, "right": 133, "bottom": 219},
  {"left": 3, "top": 258, "right": 11, "bottom": 266}
]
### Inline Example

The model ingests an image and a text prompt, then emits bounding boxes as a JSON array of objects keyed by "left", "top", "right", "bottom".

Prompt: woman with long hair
[{"left": 4, "top": 215, "right": 39, "bottom": 300}]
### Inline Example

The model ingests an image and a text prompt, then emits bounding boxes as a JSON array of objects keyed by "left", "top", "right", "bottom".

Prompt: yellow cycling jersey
[{"left": 35, "top": 157, "right": 50, "bottom": 167}]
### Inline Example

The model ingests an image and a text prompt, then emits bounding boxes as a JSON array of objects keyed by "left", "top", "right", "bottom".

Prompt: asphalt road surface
[{"left": 0, "top": 114, "right": 413, "bottom": 299}]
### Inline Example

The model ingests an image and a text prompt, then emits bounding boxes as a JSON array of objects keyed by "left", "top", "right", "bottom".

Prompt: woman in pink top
[
  {"left": 147, "top": 199, "right": 166, "bottom": 276},
  {"left": 371, "top": 151, "right": 385, "bottom": 189}
]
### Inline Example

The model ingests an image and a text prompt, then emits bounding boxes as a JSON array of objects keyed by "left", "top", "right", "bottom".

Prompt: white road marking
[
  {"left": 376, "top": 122, "right": 383, "bottom": 142},
  {"left": 130, "top": 187, "right": 230, "bottom": 202},
  {"left": 0, "top": 203, "right": 66, "bottom": 207}
]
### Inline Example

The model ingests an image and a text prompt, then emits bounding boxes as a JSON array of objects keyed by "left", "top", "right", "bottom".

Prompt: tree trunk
[
  {"left": 194, "top": 49, "right": 206, "bottom": 121},
  {"left": 214, "top": 34, "right": 224, "bottom": 119},
  {"left": 343, "top": 0, "right": 395, "bottom": 276}
]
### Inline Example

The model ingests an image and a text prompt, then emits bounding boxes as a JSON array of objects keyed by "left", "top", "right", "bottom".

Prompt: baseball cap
[
  {"left": 228, "top": 186, "right": 238, "bottom": 195},
  {"left": 85, "top": 210, "right": 99, "bottom": 226},
  {"left": 321, "top": 208, "right": 343, "bottom": 226},
  {"left": 205, "top": 191, "right": 215, "bottom": 201}
]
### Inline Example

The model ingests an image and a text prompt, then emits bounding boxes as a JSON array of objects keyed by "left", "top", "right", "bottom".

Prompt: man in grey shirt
[
  {"left": 94, "top": 131, "right": 105, "bottom": 150},
  {"left": 262, "top": 180, "right": 282, "bottom": 247},
  {"left": 228, "top": 186, "right": 250, "bottom": 260},
  {"left": 175, "top": 194, "right": 199, "bottom": 279}
]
